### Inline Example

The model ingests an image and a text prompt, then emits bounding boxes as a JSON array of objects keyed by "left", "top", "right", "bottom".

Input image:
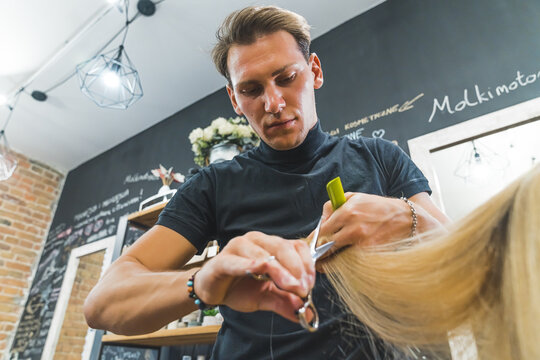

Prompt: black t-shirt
[{"left": 157, "top": 121, "right": 431, "bottom": 359}]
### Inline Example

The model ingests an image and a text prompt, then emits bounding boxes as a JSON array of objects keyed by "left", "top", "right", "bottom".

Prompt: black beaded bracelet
[{"left": 187, "top": 271, "right": 214, "bottom": 310}]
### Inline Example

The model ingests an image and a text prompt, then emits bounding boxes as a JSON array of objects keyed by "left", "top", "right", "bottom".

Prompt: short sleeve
[
  {"left": 369, "top": 138, "right": 431, "bottom": 198},
  {"left": 156, "top": 169, "right": 217, "bottom": 252}
]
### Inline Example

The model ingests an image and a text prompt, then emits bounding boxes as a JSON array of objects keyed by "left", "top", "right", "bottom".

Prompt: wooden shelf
[
  {"left": 109, "top": 205, "right": 221, "bottom": 348},
  {"left": 102, "top": 325, "right": 221, "bottom": 346},
  {"left": 127, "top": 202, "right": 168, "bottom": 228}
]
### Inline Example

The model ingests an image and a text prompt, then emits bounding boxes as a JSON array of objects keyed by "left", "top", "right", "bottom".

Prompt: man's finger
[
  {"left": 257, "top": 287, "right": 306, "bottom": 323},
  {"left": 248, "top": 257, "right": 309, "bottom": 298}
]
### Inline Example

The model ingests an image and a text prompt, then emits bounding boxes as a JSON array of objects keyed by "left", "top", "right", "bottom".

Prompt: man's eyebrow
[
  {"left": 234, "top": 63, "right": 298, "bottom": 89},
  {"left": 234, "top": 80, "right": 258, "bottom": 89},
  {"left": 271, "top": 63, "right": 295, "bottom": 77}
]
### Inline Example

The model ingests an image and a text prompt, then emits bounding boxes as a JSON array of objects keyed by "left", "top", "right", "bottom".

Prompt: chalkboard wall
[
  {"left": 10, "top": 0, "right": 540, "bottom": 358},
  {"left": 99, "top": 345, "right": 159, "bottom": 360}
]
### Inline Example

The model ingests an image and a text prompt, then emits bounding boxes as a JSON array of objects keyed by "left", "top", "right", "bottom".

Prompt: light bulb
[
  {"left": 468, "top": 160, "right": 491, "bottom": 184},
  {"left": 102, "top": 70, "right": 121, "bottom": 88}
]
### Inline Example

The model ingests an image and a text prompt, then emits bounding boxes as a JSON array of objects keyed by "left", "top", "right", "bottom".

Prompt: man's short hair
[{"left": 212, "top": 6, "right": 311, "bottom": 84}]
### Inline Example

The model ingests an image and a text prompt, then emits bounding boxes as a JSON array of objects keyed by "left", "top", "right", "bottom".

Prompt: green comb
[{"left": 326, "top": 177, "right": 346, "bottom": 210}]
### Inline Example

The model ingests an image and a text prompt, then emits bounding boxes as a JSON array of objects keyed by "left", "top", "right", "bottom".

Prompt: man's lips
[{"left": 267, "top": 119, "right": 296, "bottom": 128}]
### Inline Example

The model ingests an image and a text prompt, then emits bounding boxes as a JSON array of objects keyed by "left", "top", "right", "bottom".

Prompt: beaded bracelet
[
  {"left": 400, "top": 197, "right": 418, "bottom": 237},
  {"left": 187, "top": 271, "right": 214, "bottom": 310}
]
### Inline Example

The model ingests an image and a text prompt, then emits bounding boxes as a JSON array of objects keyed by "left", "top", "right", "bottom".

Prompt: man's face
[{"left": 226, "top": 31, "right": 324, "bottom": 151}]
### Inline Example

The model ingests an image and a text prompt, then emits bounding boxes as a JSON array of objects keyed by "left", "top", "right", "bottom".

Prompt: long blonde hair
[{"left": 321, "top": 164, "right": 540, "bottom": 359}]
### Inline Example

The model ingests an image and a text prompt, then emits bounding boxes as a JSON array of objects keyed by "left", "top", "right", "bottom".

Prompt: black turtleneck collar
[{"left": 252, "top": 120, "right": 330, "bottom": 166}]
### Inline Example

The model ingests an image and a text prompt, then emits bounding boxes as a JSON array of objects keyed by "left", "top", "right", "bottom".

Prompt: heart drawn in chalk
[{"left": 372, "top": 129, "right": 385, "bottom": 138}]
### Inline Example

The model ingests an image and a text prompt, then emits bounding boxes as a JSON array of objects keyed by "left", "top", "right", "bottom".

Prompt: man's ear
[
  {"left": 226, "top": 85, "right": 244, "bottom": 116},
  {"left": 309, "top": 53, "right": 324, "bottom": 89}
]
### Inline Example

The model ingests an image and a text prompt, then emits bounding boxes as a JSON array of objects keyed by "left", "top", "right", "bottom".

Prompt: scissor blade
[
  {"left": 312, "top": 241, "right": 335, "bottom": 262},
  {"left": 310, "top": 219, "right": 322, "bottom": 252}
]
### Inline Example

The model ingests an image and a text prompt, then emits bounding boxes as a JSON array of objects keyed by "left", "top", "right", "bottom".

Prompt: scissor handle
[{"left": 297, "top": 292, "right": 319, "bottom": 332}]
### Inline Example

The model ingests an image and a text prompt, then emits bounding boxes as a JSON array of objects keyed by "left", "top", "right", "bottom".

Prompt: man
[{"left": 84, "top": 6, "right": 448, "bottom": 359}]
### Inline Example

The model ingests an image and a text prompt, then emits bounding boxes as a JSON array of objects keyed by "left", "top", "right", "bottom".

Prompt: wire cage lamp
[
  {"left": 76, "top": 45, "right": 143, "bottom": 109},
  {"left": 0, "top": 130, "right": 18, "bottom": 181},
  {"left": 454, "top": 139, "right": 509, "bottom": 184}
]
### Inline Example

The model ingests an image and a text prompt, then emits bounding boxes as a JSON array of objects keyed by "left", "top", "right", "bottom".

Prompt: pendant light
[
  {"left": 76, "top": 44, "right": 143, "bottom": 109},
  {"left": 0, "top": 130, "right": 17, "bottom": 181},
  {"left": 75, "top": 0, "right": 147, "bottom": 110},
  {"left": 454, "top": 140, "right": 509, "bottom": 184}
]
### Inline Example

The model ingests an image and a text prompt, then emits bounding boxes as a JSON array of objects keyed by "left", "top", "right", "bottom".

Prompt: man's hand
[
  {"left": 316, "top": 191, "right": 449, "bottom": 252},
  {"left": 194, "top": 232, "right": 316, "bottom": 323}
]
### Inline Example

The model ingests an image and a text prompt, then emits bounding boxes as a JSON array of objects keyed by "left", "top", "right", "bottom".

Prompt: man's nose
[{"left": 263, "top": 85, "right": 285, "bottom": 114}]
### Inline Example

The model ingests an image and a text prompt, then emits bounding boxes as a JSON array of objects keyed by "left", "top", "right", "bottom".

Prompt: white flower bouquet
[{"left": 189, "top": 116, "right": 259, "bottom": 166}]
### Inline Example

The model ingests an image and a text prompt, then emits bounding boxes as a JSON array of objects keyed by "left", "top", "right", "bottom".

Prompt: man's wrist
[
  {"left": 187, "top": 269, "right": 216, "bottom": 310},
  {"left": 400, "top": 197, "right": 417, "bottom": 237}
]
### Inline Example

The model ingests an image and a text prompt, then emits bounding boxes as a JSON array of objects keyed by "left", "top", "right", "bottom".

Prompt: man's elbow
[{"left": 84, "top": 290, "right": 105, "bottom": 330}]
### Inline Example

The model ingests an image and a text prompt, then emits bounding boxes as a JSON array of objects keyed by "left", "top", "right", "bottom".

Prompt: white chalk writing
[
  {"left": 344, "top": 128, "right": 365, "bottom": 140},
  {"left": 429, "top": 69, "right": 540, "bottom": 122},
  {"left": 123, "top": 172, "right": 159, "bottom": 184},
  {"left": 344, "top": 93, "right": 424, "bottom": 131},
  {"left": 102, "top": 189, "right": 129, "bottom": 208}
]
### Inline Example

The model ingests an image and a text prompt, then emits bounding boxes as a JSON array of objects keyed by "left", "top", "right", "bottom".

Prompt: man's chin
[{"left": 266, "top": 137, "right": 303, "bottom": 151}]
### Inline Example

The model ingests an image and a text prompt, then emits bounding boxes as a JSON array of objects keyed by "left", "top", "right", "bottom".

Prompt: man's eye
[
  {"left": 240, "top": 87, "right": 262, "bottom": 96},
  {"left": 278, "top": 73, "right": 296, "bottom": 84}
]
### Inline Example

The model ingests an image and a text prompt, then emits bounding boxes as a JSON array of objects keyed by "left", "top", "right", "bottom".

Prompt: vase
[
  {"left": 208, "top": 143, "right": 240, "bottom": 164},
  {"left": 158, "top": 184, "right": 171, "bottom": 195}
]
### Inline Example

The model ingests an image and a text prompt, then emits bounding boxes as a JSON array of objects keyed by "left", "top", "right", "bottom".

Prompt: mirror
[
  {"left": 408, "top": 97, "right": 540, "bottom": 358},
  {"left": 409, "top": 97, "right": 540, "bottom": 219},
  {"left": 42, "top": 237, "right": 115, "bottom": 360},
  {"left": 428, "top": 120, "right": 539, "bottom": 220}
]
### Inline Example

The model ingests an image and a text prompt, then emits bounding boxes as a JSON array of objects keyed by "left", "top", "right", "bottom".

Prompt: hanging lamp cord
[
  {"left": 1, "top": 90, "right": 23, "bottom": 134},
  {"left": 43, "top": 0, "right": 147, "bottom": 94}
]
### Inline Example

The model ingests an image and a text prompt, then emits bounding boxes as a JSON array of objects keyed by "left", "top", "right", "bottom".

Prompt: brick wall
[
  {"left": 0, "top": 150, "right": 64, "bottom": 354},
  {"left": 54, "top": 249, "right": 104, "bottom": 360}
]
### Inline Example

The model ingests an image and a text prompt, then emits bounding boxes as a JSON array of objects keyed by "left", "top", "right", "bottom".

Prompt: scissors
[
  {"left": 295, "top": 218, "right": 333, "bottom": 332},
  {"left": 296, "top": 176, "right": 346, "bottom": 332},
  {"left": 246, "top": 177, "right": 346, "bottom": 331}
]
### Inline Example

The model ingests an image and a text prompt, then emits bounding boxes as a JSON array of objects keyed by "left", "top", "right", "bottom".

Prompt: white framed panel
[
  {"left": 41, "top": 236, "right": 115, "bottom": 360},
  {"left": 408, "top": 97, "right": 540, "bottom": 213}
]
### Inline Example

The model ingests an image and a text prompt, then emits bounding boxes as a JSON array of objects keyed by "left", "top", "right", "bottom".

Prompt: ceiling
[{"left": 0, "top": 0, "right": 384, "bottom": 173}]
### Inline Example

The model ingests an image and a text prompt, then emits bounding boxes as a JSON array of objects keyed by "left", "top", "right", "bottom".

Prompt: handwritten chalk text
[
  {"left": 429, "top": 69, "right": 540, "bottom": 122},
  {"left": 344, "top": 93, "right": 424, "bottom": 131}
]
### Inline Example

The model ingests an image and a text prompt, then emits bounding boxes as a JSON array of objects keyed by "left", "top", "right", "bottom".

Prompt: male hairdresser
[{"left": 85, "top": 6, "right": 448, "bottom": 359}]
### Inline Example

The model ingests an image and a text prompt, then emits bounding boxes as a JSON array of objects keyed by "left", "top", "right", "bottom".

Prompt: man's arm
[
  {"left": 318, "top": 191, "right": 449, "bottom": 248},
  {"left": 84, "top": 225, "right": 199, "bottom": 335},
  {"left": 84, "top": 226, "right": 316, "bottom": 335}
]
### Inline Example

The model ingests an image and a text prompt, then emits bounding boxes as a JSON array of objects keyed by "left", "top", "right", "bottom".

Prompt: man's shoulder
[
  {"left": 334, "top": 134, "right": 395, "bottom": 153},
  {"left": 191, "top": 151, "right": 261, "bottom": 182}
]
